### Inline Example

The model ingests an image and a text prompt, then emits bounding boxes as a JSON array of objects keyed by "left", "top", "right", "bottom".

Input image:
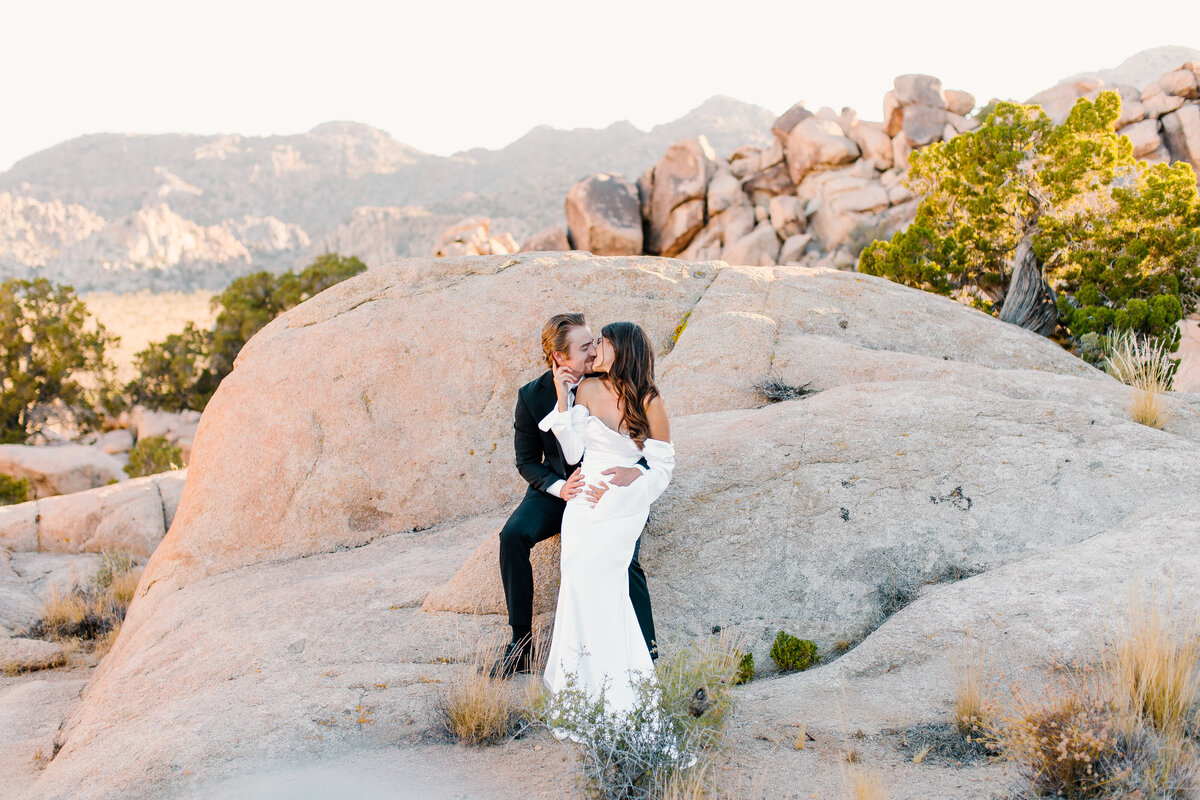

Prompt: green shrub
[
  {"left": 734, "top": 651, "right": 755, "bottom": 685},
  {"left": 0, "top": 473, "right": 30, "bottom": 505},
  {"left": 770, "top": 631, "right": 818, "bottom": 672},
  {"left": 124, "top": 436, "right": 183, "bottom": 478},
  {"left": 0, "top": 278, "right": 118, "bottom": 442}
]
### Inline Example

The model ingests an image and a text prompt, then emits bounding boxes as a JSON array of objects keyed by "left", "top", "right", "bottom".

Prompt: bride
[{"left": 538, "top": 321, "right": 675, "bottom": 725}]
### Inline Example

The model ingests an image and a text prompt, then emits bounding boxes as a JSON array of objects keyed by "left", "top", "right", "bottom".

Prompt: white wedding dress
[{"left": 538, "top": 399, "right": 675, "bottom": 721}]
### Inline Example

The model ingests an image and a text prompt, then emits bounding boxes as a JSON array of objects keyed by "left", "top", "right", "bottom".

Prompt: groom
[{"left": 492, "top": 312, "right": 657, "bottom": 677}]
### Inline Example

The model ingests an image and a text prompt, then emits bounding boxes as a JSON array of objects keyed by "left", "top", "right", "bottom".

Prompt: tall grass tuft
[
  {"left": 1108, "top": 584, "right": 1200, "bottom": 738},
  {"left": 1104, "top": 331, "right": 1178, "bottom": 428},
  {"left": 953, "top": 641, "right": 988, "bottom": 738},
  {"left": 844, "top": 765, "right": 887, "bottom": 800},
  {"left": 434, "top": 636, "right": 531, "bottom": 746}
]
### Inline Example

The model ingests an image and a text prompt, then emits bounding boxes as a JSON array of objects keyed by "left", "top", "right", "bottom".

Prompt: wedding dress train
[{"left": 538, "top": 400, "right": 675, "bottom": 723}]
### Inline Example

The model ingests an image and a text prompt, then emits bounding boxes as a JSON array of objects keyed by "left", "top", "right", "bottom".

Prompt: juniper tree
[
  {"left": 0, "top": 278, "right": 118, "bottom": 441},
  {"left": 860, "top": 92, "right": 1200, "bottom": 348}
]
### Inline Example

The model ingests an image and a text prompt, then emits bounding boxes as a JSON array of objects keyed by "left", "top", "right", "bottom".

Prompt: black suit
[{"left": 499, "top": 370, "right": 657, "bottom": 656}]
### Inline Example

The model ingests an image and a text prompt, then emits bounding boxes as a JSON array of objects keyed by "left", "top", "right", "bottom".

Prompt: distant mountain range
[{"left": 1, "top": 47, "right": 1197, "bottom": 293}]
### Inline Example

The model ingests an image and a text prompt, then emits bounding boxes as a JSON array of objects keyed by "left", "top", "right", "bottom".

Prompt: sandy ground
[{"left": 83, "top": 290, "right": 217, "bottom": 382}]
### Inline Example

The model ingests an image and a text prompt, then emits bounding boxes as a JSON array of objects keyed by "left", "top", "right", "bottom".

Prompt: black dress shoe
[{"left": 488, "top": 639, "right": 533, "bottom": 678}]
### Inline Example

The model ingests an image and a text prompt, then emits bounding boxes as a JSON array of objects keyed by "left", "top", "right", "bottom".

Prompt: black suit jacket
[
  {"left": 513, "top": 370, "right": 648, "bottom": 495},
  {"left": 514, "top": 370, "right": 575, "bottom": 494}
]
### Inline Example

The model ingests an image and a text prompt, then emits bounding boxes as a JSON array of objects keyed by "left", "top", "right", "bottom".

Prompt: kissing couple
[{"left": 493, "top": 313, "right": 675, "bottom": 726}]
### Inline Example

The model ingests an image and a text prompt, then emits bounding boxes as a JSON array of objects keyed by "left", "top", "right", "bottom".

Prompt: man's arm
[{"left": 514, "top": 393, "right": 563, "bottom": 493}]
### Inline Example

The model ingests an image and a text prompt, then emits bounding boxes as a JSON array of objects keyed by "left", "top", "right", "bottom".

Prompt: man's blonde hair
[{"left": 541, "top": 313, "right": 587, "bottom": 368}]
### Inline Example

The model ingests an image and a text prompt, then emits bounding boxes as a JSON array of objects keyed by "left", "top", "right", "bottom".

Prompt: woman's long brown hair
[{"left": 599, "top": 322, "right": 659, "bottom": 449}]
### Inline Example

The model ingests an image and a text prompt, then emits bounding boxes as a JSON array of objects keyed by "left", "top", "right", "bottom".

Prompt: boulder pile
[{"left": 491, "top": 63, "right": 1200, "bottom": 273}]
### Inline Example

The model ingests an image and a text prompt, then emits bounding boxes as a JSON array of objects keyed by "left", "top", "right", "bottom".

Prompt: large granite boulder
[
  {"left": 640, "top": 137, "right": 716, "bottom": 257},
  {"left": 24, "top": 255, "right": 1200, "bottom": 800},
  {"left": 564, "top": 173, "right": 643, "bottom": 256}
]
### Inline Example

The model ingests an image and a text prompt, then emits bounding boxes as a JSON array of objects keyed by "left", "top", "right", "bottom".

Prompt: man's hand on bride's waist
[{"left": 601, "top": 466, "right": 642, "bottom": 487}]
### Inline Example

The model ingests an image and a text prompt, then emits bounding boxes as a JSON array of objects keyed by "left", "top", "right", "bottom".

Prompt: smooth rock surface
[{"left": 0, "top": 445, "right": 124, "bottom": 499}]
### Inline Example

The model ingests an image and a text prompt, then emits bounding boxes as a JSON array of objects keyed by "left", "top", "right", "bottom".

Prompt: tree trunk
[{"left": 998, "top": 234, "right": 1058, "bottom": 337}]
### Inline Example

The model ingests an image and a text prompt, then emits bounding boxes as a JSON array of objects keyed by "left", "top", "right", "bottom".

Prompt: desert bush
[
  {"left": 987, "top": 586, "right": 1200, "bottom": 799},
  {"left": 989, "top": 674, "right": 1120, "bottom": 798},
  {"left": 770, "top": 631, "right": 818, "bottom": 672},
  {"left": 538, "top": 632, "right": 743, "bottom": 800},
  {"left": 124, "top": 435, "right": 184, "bottom": 478},
  {"left": 0, "top": 277, "right": 119, "bottom": 442},
  {"left": 859, "top": 92, "right": 1200, "bottom": 348},
  {"left": 1104, "top": 330, "right": 1178, "bottom": 429},
  {"left": 0, "top": 472, "right": 30, "bottom": 505}
]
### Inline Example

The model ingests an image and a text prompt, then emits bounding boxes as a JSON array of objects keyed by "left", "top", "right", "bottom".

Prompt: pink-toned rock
[
  {"left": 432, "top": 218, "right": 491, "bottom": 257},
  {"left": 1027, "top": 79, "right": 1100, "bottom": 124},
  {"left": 643, "top": 138, "right": 716, "bottom": 257},
  {"left": 1112, "top": 84, "right": 1146, "bottom": 127},
  {"left": 728, "top": 146, "right": 762, "bottom": 178},
  {"left": 1161, "top": 104, "right": 1200, "bottom": 173},
  {"left": 892, "top": 134, "right": 913, "bottom": 171},
  {"left": 0, "top": 637, "right": 65, "bottom": 671},
  {"left": 1158, "top": 68, "right": 1200, "bottom": 100},
  {"left": 848, "top": 121, "right": 893, "bottom": 169},
  {"left": 768, "top": 195, "right": 805, "bottom": 238},
  {"left": 1141, "top": 82, "right": 1186, "bottom": 118},
  {"left": 422, "top": 516, "right": 557, "bottom": 615},
  {"left": 883, "top": 90, "right": 903, "bottom": 137},
  {"left": 1121, "top": 118, "right": 1163, "bottom": 158},
  {"left": 0, "top": 503, "right": 38, "bottom": 552},
  {"left": 784, "top": 118, "right": 860, "bottom": 184},
  {"left": 564, "top": 173, "right": 643, "bottom": 256},
  {"left": 0, "top": 444, "right": 124, "bottom": 499},
  {"left": 38, "top": 480, "right": 166, "bottom": 557},
  {"left": 488, "top": 233, "right": 519, "bottom": 255},
  {"left": 771, "top": 103, "right": 813, "bottom": 145},
  {"left": 947, "top": 112, "right": 980, "bottom": 134},
  {"left": 779, "top": 233, "right": 814, "bottom": 264},
  {"left": 519, "top": 226, "right": 570, "bottom": 252},
  {"left": 893, "top": 74, "right": 947, "bottom": 108},
  {"left": 707, "top": 169, "right": 745, "bottom": 214},
  {"left": 903, "top": 104, "right": 948, "bottom": 147},
  {"left": 721, "top": 222, "right": 781, "bottom": 266},
  {"left": 944, "top": 89, "right": 975, "bottom": 116}
]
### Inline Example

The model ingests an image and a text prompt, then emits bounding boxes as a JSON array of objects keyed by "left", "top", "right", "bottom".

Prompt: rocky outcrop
[
  {"left": 518, "top": 226, "right": 570, "bottom": 252},
  {"left": 0, "top": 444, "right": 125, "bottom": 499},
  {"left": 564, "top": 174, "right": 642, "bottom": 255},
  {"left": 25, "top": 253, "right": 1200, "bottom": 800},
  {"left": 432, "top": 218, "right": 520, "bottom": 257},
  {"left": 0, "top": 470, "right": 185, "bottom": 556}
]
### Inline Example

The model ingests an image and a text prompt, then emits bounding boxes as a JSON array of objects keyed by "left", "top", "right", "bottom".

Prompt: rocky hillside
[
  {"left": 7, "top": 252, "right": 1199, "bottom": 799},
  {"left": 3, "top": 46, "right": 1198, "bottom": 292},
  {"left": 0, "top": 100, "right": 773, "bottom": 291}
]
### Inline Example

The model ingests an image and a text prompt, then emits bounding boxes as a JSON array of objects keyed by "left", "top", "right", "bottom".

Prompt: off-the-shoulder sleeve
[
  {"left": 538, "top": 403, "right": 589, "bottom": 466},
  {"left": 597, "top": 439, "right": 675, "bottom": 519}
]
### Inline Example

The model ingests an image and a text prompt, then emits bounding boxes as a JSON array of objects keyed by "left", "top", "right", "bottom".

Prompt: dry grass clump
[
  {"left": 1104, "top": 331, "right": 1178, "bottom": 428},
  {"left": 953, "top": 641, "right": 989, "bottom": 738},
  {"left": 28, "top": 551, "right": 142, "bottom": 649},
  {"left": 985, "top": 583, "right": 1200, "bottom": 799},
  {"left": 752, "top": 374, "right": 816, "bottom": 404},
  {"left": 1108, "top": 585, "right": 1200, "bottom": 737},
  {"left": 843, "top": 765, "right": 887, "bottom": 800},
  {"left": 434, "top": 636, "right": 538, "bottom": 746}
]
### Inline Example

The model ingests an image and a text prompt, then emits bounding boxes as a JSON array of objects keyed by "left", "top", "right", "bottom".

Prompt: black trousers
[{"left": 499, "top": 487, "right": 657, "bottom": 657}]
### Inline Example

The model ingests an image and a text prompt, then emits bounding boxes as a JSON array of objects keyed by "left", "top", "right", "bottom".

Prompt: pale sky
[{"left": 2, "top": 0, "right": 1198, "bottom": 172}]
